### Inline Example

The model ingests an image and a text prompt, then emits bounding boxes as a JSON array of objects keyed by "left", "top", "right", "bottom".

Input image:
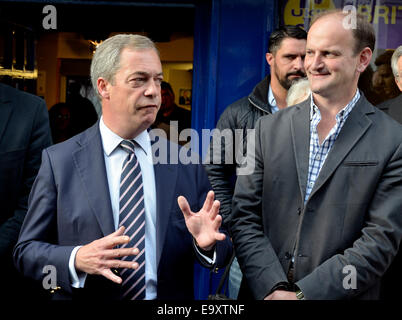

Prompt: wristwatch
[{"left": 295, "top": 287, "right": 305, "bottom": 300}]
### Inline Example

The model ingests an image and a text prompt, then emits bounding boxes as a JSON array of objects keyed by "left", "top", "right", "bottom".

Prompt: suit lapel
[
  {"left": 0, "top": 88, "right": 13, "bottom": 144},
  {"left": 290, "top": 101, "right": 311, "bottom": 202},
  {"left": 72, "top": 123, "right": 115, "bottom": 237},
  {"left": 308, "top": 97, "right": 374, "bottom": 200},
  {"left": 152, "top": 138, "right": 178, "bottom": 268}
]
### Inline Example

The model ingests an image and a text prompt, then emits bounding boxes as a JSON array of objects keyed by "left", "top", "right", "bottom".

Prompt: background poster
[{"left": 280, "top": 0, "right": 402, "bottom": 52}]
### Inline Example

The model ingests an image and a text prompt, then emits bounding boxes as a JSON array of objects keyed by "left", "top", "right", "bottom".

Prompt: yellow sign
[
  {"left": 284, "top": 0, "right": 402, "bottom": 26},
  {"left": 284, "top": 0, "right": 336, "bottom": 27}
]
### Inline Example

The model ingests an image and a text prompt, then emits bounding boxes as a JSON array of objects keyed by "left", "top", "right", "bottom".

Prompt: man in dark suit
[
  {"left": 231, "top": 11, "right": 402, "bottom": 300},
  {"left": 0, "top": 83, "right": 52, "bottom": 299},
  {"left": 13, "top": 34, "right": 231, "bottom": 300}
]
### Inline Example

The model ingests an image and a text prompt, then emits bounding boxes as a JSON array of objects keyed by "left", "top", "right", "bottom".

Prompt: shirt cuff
[
  {"left": 270, "top": 282, "right": 292, "bottom": 293},
  {"left": 193, "top": 238, "right": 216, "bottom": 265},
  {"left": 68, "top": 246, "right": 87, "bottom": 288}
]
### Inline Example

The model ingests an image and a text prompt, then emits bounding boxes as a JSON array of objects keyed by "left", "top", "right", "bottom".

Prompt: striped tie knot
[{"left": 120, "top": 140, "right": 136, "bottom": 154}]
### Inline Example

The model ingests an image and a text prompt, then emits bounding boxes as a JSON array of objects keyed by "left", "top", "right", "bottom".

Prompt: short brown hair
[{"left": 310, "top": 9, "right": 375, "bottom": 55}]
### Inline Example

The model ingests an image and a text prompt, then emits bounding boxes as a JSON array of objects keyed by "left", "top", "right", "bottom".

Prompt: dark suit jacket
[
  {"left": 13, "top": 122, "right": 231, "bottom": 300},
  {"left": 378, "top": 94, "right": 402, "bottom": 124},
  {"left": 231, "top": 95, "right": 402, "bottom": 300},
  {"left": 0, "top": 83, "right": 52, "bottom": 297}
]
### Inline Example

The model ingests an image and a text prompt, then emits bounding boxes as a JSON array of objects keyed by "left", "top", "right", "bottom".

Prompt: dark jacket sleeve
[
  {"left": 0, "top": 97, "right": 52, "bottom": 257},
  {"left": 203, "top": 101, "right": 244, "bottom": 230},
  {"left": 13, "top": 149, "right": 75, "bottom": 294}
]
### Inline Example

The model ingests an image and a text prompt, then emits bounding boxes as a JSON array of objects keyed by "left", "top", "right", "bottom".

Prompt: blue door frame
[
  {"left": 192, "top": 0, "right": 277, "bottom": 299},
  {"left": 192, "top": 0, "right": 277, "bottom": 158}
]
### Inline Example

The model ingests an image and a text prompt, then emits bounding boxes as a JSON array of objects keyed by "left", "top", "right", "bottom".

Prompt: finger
[
  {"left": 202, "top": 190, "right": 215, "bottom": 212},
  {"left": 102, "top": 247, "right": 140, "bottom": 259},
  {"left": 101, "top": 268, "right": 123, "bottom": 284},
  {"left": 213, "top": 215, "right": 226, "bottom": 242},
  {"left": 209, "top": 200, "right": 220, "bottom": 219},
  {"left": 178, "top": 196, "right": 192, "bottom": 219},
  {"left": 215, "top": 232, "right": 226, "bottom": 242},
  {"left": 107, "top": 226, "right": 125, "bottom": 237},
  {"left": 104, "top": 259, "right": 139, "bottom": 270},
  {"left": 104, "top": 234, "right": 131, "bottom": 248},
  {"left": 211, "top": 213, "right": 223, "bottom": 231}
]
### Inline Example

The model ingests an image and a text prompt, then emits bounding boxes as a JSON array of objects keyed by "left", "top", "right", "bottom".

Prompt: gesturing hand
[
  {"left": 75, "top": 226, "right": 139, "bottom": 284},
  {"left": 178, "top": 190, "right": 226, "bottom": 251}
]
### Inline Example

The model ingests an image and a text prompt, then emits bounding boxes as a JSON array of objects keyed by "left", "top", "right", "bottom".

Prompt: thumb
[{"left": 177, "top": 196, "right": 191, "bottom": 219}]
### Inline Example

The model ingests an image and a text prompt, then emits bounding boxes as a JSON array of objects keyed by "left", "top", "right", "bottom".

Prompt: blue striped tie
[{"left": 119, "top": 140, "right": 146, "bottom": 300}]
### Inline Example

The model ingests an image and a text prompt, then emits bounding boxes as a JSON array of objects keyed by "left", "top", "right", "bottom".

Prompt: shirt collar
[
  {"left": 268, "top": 85, "right": 279, "bottom": 114},
  {"left": 99, "top": 116, "right": 150, "bottom": 156},
  {"left": 310, "top": 89, "right": 361, "bottom": 121}
]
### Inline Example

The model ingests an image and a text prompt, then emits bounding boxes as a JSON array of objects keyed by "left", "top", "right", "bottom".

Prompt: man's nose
[
  {"left": 294, "top": 56, "right": 305, "bottom": 71},
  {"left": 307, "top": 53, "right": 323, "bottom": 71},
  {"left": 144, "top": 79, "right": 159, "bottom": 96}
]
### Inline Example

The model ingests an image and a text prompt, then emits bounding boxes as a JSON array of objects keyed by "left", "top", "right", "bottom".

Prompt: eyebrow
[
  {"left": 129, "top": 71, "right": 164, "bottom": 77},
  {"left": 306, "top": 48, "right": 341, "bottom": 54}
]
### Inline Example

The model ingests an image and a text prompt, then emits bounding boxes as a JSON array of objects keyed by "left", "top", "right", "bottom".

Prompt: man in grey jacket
[
  {"left": 204, "top": 25, "right": 307, "bottom": 299},
  {"left": 231, "top": 10, "right": 402, "bottom": 300}
]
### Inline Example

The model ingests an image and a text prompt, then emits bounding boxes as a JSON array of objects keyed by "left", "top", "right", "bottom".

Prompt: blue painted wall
[
  {"left": 192, "top": 0, "right": 277, "bottom": 159},
  {"left": 192, "top": 0, "right": 278, "bottom": 299}
]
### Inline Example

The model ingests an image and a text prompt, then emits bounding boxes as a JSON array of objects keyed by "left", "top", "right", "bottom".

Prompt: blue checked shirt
[{"left": 305, "top": 90, "right": 361, "bottom": 203}]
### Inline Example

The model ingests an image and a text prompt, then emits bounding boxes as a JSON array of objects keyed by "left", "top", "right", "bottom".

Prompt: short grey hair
[
  {"left": 286, "top": 78, "right": 310, "bottom": 106},
  {"left": 391, "top": 45, "right": 402, "bottom": 78},
  {"left": 90, "top": 34, "right": 159, "bottom": 98}
]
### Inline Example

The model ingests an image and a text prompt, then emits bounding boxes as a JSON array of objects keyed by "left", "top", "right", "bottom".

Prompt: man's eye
[
  {"left": 324, "top": 52, "right": 336, "bottom": 57},
  {"left": 130, "top": 78, "right": 145, "bottom": 86}
]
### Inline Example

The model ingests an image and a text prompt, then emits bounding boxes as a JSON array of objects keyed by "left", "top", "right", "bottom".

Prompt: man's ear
[
  {"left": 357, "top": 47, "right": 372, "bottom": 73},
  {"left": 266, "top": 52, "right": 274, "bottom": 67},
  {"left": 97, "top": 78, "right": 111, "bottom": 100}
]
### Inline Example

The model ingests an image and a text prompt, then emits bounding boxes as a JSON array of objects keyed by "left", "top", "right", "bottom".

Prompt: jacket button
[{"left": 297, "top": 208, "right": 301, "bottom": 215}]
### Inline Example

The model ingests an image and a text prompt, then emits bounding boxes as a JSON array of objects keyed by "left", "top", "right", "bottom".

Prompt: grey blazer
[{"left": 231, "top": 95, "right": 402, "bottom": 300}]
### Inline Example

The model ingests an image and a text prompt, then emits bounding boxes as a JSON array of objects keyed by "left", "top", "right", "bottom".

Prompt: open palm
[{"left": 178, "top": 190, "right": 226, "bottom": 250}]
